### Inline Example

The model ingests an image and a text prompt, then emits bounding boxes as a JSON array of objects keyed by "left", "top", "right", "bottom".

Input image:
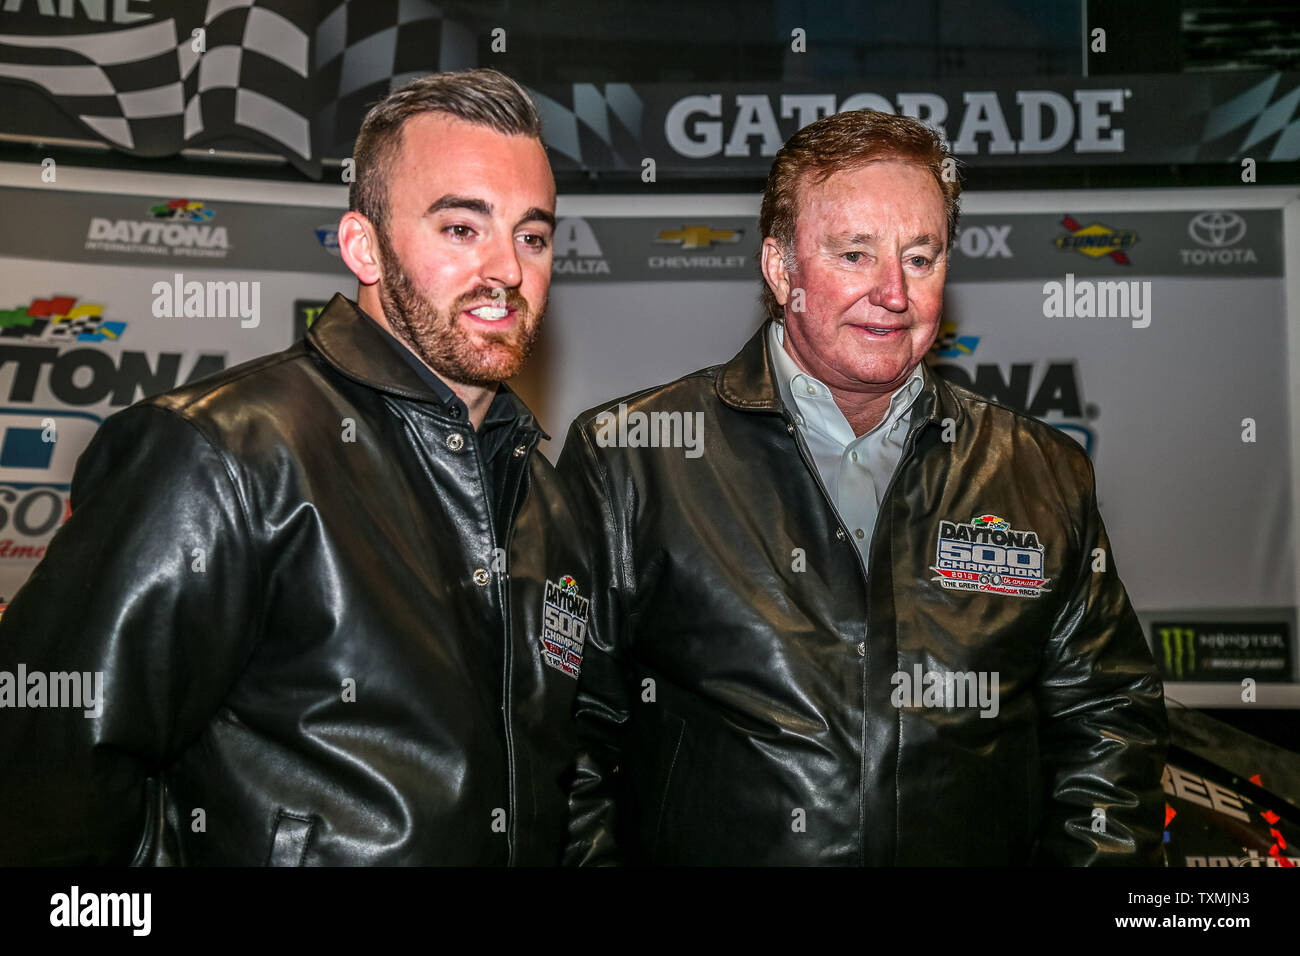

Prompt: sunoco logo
[
  {"left": 1054, "top": 215, "right": 1137, "bottom": 266},
  {"left": 1181, "top": 211, "right": 1256, "bottom": 266},
  {"left": 931, "top": 514, "right": 1051, "bottom": 598},
  {"left": 85, "top": 199, "right": 229, "bottom": 259}
]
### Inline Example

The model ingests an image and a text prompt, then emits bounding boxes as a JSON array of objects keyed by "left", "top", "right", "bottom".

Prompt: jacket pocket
[{"left": 266, "top": 809, "right": 316, "bottom": 866}]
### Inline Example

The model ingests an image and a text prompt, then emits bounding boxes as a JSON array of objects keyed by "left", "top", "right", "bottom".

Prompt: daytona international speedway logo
[
  {"left": 0, "top": 296, "right": 125, "bottom": 342},
  {"left": 150, "top": 199, "right": 213, "bottom": 222},
  {"left": 931, "top": 514, "right": 1051, "bottom": 598}
]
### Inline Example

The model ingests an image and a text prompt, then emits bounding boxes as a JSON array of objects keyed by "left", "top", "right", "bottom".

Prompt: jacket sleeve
[
  {"left": 1034, "top": 464, "right": 1169, "bottom": 866},
  {"left": 0, "top": 404, "right": 262, "bottom": 864},
  {"left": 556, "top": 419, "right": 631, "bottom": 866}
]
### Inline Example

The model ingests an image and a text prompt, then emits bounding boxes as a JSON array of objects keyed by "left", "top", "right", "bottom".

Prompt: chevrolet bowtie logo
[{"left": 655, "top": 225, "right": 742, "bottom": 249}]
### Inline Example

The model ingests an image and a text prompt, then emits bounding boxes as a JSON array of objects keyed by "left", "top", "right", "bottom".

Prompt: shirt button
[
  {"left": 448, "top": 406, "right": 462, "bottom": 419},
  {"left": 835, "top": 528, "right": 847, "bottom": 541},
  {"left": 472, "top": 568, "right": 491, "bottom": 586},
  {"left": 855, "top": 529, "right": 865, "bottom": 539},
  {"left": 445, "top": 433, "right": 465, "bottom": 452},
  {"left": 850, "top": 451, "right": 859, "bottom": 462},
  {"left": 786, "top": 423, "right": 796, "bottom": 435},
  {"left": 857, "top": 642, "right": 865, "bottom": 657},
  {"left": 513, "top": 443, "right": 528, "bottom": 458},
  {"left": 805, "top": 384, "right": 817, "bottom": 395}
]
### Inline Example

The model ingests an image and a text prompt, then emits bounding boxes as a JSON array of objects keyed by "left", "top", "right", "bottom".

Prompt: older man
[
  {"left": 560, "top": 109, "right": 1167, "bottom": 866},
  {"left": 0, "top": 69, "right": 592, "bottom": 865}
]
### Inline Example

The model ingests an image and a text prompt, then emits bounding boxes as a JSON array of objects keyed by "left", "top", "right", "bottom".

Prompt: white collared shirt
[{"left": 769, "top": 321, "right": 925, "bottom": 566}]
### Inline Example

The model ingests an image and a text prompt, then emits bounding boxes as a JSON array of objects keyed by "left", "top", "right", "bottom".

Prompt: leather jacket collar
[
  {"left": 307, "top": 292, "right": 543, "bottom": 436},
  {"left": 715, "top": 320, "right": 958, "bottom": 434}
]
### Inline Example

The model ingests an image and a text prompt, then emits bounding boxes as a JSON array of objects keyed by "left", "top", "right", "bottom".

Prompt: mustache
[{"left": 452, "top": 286, "right": 530, "bottom": 315}]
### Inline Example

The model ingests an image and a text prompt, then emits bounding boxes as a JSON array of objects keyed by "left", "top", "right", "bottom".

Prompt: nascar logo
[{"left": 931, "top": 514, "right": 1051, "bottom": 598}]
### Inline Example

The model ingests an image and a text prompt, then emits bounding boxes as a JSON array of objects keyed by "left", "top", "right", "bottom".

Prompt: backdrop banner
[
  {"left": 0, "top": 2, "right": 1297, "bottom": 174},
  {"left": 0, "top": 179, "right": 1294, "bottom": 685}
]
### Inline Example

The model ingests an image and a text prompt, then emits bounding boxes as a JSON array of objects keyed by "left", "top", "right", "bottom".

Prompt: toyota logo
[{"left": 1188, "top": 211, "right": 1246, "bottom": 248}]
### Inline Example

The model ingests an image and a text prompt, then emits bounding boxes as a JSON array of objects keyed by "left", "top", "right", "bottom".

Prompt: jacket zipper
[
  {"left": 859, "top": 413, "right": 928, "bottom": 866},
  {"left": 781, "top": 407, "right": 929, "bottom": 866},
  {"left": 495, "top": 430, "right": 537, "bottom": 867}
]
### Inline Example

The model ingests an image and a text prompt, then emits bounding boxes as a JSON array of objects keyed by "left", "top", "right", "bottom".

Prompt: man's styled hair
[
  {"left": 758, "top": 109, "right": 963, "bottom": 321},
  {"left": 349, "top": 68, "right": 544, "bottom": 235}
]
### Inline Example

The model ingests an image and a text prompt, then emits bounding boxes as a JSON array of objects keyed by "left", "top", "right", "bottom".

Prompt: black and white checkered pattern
[
  {"left": 0, "top": 0, "right": 476, "bottom": 177},
  {"left": 1195, "top": 72, "right": 1300, "bottom": 162},
  {"left": 525, "top": 81, "right": 644, "bottom": 173},
  {"left": 311, "top": 0, "right": 474, "bottom": 160}
]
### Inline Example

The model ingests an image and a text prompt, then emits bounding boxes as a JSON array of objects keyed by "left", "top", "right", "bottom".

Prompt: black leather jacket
[
  {"left": 0, "top": 293, "right": 592, "bottom": 865},
  {"left": 558, "top": 322, "right": 1168, "bottom": 866}
]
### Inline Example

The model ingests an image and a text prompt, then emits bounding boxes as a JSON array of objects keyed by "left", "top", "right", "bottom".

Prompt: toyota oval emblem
[{"left": 1188, "top": 211, "right": 1246, "bottom": 248}]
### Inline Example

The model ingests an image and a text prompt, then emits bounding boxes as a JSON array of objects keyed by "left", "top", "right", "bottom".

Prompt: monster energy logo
[{"left": 1159, "top": 627, "right": 1196, "bottom": 679}]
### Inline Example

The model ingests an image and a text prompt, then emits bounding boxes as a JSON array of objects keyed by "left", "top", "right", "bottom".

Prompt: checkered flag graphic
[
  {"left": 312, "top": 0, "right": 476, "bottom": 159},
  {"left": 0, "top": 0, "right": 478, "bottom": 177},
  {"left": 526, "top": 82, "right": 644, "bottom": 172},
  {"left": 0, "top": 0, "right": 321, "bottom": 173},
  {"left": 0, "top": 296, "right": 124, "bottom": 342},
  {"left": 931, "top": 326, "right": 957, "bottom": 354},
  {"left": 1194, "top": 72, "right": 1300, "bottom": 162}
]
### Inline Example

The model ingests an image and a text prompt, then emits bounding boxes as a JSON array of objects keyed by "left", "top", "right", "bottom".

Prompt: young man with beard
[{"left": 0, "top": 69, "right": 594, "bottom": 865}]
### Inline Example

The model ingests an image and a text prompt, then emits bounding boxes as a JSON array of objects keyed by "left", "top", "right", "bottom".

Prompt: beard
[{"left": 375, "top": 230, "right": 545, "bottom": 388}]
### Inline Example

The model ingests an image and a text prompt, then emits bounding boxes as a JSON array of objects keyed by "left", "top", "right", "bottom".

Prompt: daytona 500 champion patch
[
  {"left": 931, "top": 514, "right": 1052, "bottom": 598},
  {"left": 540, "top": 574, "right": 590, "bottom": 678}
]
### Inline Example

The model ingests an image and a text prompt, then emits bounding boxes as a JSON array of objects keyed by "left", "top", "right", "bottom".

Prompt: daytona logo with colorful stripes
[{"left": 931, "top": 515, "right": 1051, "bottom": 598}]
